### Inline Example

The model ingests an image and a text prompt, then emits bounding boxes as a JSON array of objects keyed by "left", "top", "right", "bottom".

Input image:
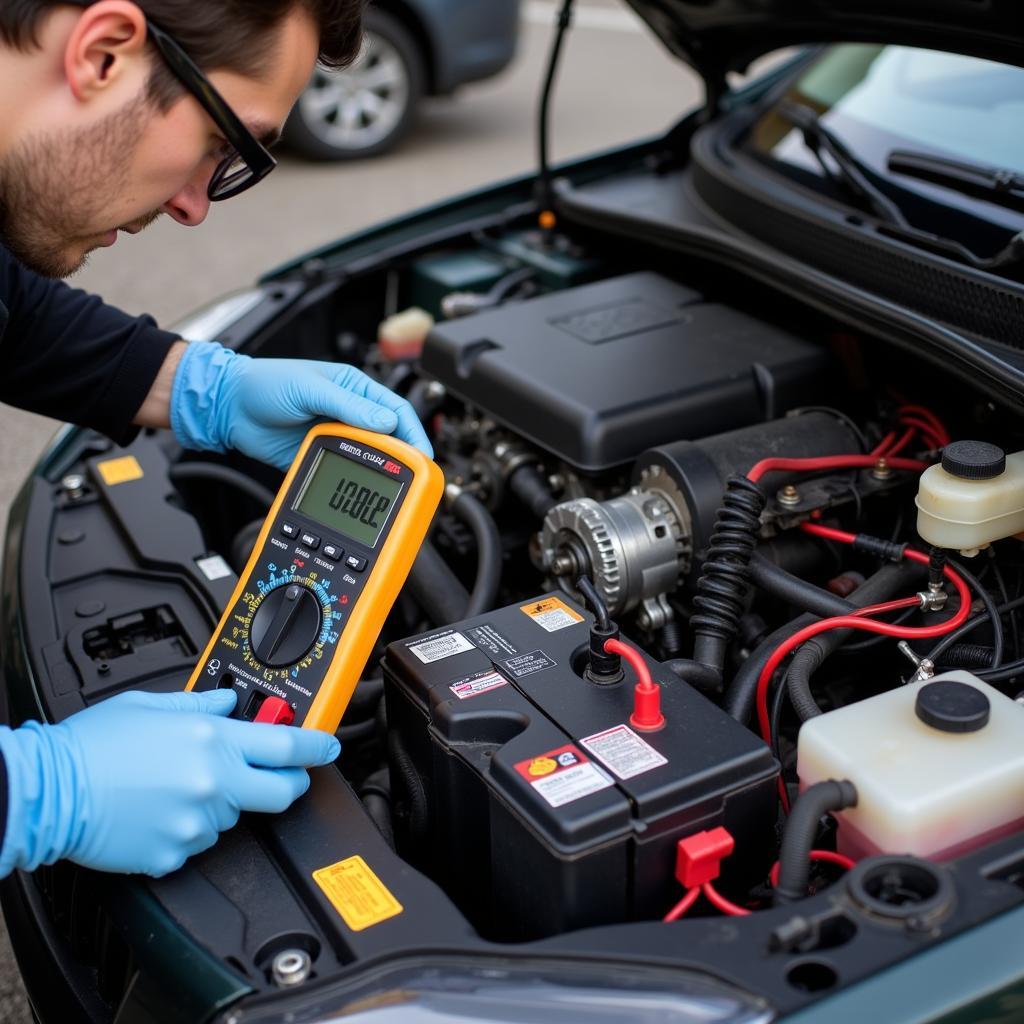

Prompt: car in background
[{"left": 283, "top": 0, "right": 521, "bottom": 159}]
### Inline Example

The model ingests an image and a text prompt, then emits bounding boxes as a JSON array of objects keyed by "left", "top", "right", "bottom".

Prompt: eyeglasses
[{"left": 144, "top": 18, "right": 277, "bottom": 200}]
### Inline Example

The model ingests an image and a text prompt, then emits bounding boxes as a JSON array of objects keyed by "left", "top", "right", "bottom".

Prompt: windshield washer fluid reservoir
[
  {"left": 916, "top": 441, "right": 1024, "bottom": 555},
  {"left": 798, "top": 671, "right": 1024, "bottom": 861}
]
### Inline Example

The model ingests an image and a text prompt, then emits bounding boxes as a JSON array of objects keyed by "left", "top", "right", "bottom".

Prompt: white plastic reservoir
[{"left": 797, "top": 671, "right": 1024, "bottom": 861}]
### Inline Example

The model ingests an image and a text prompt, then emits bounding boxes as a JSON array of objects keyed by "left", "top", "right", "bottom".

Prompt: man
[{"left": 0, "top": 0, "right": 432, "bottom": 879}]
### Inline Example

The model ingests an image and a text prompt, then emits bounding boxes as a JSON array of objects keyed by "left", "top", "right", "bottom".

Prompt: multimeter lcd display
[{"left": 294, "top": 449, "right": 404, "bottom": 547}]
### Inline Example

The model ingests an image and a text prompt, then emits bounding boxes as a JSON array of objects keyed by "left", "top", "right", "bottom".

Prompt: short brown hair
[{"left": 0, "top": 1, "right": 364, "bottom": 108}]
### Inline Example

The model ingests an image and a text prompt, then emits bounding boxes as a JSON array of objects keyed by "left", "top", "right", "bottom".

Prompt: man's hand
[
  {"left": 141, "top": 341, "right": 433, "bottom": 469},
  {"left": 0, "top": 690, "right": 339, "bottom": 878}
]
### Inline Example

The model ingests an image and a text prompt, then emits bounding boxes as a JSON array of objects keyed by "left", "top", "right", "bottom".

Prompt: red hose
[
  {"left": 755, "top": 524, "right": 971, "bottom": 743},
  {"left": 769, "top": 850, "right": 855, "bottom": 888},
  {"left": 746, "top": 454, "right": 928, "bottom": 483},
  {"left": 663, "top": 885, "right": 700, "bottom": 922},
  {"left": 605, "top": 638, "right": 664, "bottom": 730},
  {"left": 702, "top": 881, "right": 750, "bottom": 916}
]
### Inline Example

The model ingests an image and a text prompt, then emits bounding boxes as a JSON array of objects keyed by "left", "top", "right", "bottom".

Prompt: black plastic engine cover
[
  {"left": 382, "top": 594, "right": 778, "bottom": 941},
  {"left": 421, "top": 272, "right": 830, "bottom": 471}
]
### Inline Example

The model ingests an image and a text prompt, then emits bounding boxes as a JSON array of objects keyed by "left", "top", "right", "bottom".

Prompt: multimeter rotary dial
[
  {"left": 250, "top": 583, "right": 323, "bottom": 667},
  {"left": 237, "top": 570, "right": 342, "bottom": 680}
]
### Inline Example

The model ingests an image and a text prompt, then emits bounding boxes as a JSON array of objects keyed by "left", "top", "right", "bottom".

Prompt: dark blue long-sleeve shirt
[{"left": 0, "top": 243, "right": 179, "bottom": 858}]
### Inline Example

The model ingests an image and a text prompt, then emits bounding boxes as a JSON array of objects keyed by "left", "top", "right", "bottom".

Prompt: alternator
[{"left": 539, "top": 464, "right": 691, "bottom": 628}]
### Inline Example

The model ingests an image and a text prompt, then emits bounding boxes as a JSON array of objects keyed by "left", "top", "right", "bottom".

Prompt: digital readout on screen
[{"left": 293, "top": 449, "right": 404, "bottom": 548}]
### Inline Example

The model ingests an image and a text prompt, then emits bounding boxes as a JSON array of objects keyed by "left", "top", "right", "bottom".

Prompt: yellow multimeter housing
[{"left": 187, "top": 424, "right": 444, "bottom": 733}]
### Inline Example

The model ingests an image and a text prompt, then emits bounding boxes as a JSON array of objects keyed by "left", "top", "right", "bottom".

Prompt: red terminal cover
[{"left": 675, "top": 827, "right": 735, "bottom": 888}]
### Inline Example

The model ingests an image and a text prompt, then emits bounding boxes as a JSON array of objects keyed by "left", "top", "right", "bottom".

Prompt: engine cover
[
  {"left": 382, "top": 594, "right": 778, "bottom": 941},
  {"left": 422, "top": 272, "right": 830, "bottom": 471}
]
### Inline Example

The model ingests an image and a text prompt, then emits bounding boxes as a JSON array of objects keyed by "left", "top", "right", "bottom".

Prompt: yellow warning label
[
  {"left": 521, "top": 596, "right": 584, "bottom": 633},
  {"left": 312, "top": 855, "right": 403, "bottom": 932},
  {"left": 96, "top": 456, "right": 144, "bottom": 486},
  {"left": 527, "top": 756, "right": 558, "bottom": 777}
]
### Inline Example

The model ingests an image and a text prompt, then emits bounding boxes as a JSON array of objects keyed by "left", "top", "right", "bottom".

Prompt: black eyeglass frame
[{"left": 143, "top": 18, "right": 277, "bottom": 201}]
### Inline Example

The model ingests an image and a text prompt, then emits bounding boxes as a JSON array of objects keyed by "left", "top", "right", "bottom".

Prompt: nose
[{"left": 161, "top": 174, "right": 212, "bottom": 227}]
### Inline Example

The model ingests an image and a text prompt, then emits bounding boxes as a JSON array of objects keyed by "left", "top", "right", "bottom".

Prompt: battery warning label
[
  {"left": 514, "top": 745, "right": 613, "bottom": 808},
  {"left": 521, "top": 596, "right": 584, "bottom": 632},
  {"left": 580, "top": 724, "right": 668, "bottom": 780},
  {"left": 449, "top": 670, "right": 508, "bottom": 700},
  {"left": 407, "top": 629, "right": 474, "bottom": 664}
]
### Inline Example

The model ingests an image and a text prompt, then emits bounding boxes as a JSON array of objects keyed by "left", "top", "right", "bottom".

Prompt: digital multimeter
[{"left": 187, "top": 424, "right": 444, "bottom": 733}]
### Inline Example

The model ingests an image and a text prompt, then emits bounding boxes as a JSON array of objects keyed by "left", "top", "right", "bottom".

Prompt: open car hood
[{"left": 624, "top": 0, "right": 1024, "bottom": 92}]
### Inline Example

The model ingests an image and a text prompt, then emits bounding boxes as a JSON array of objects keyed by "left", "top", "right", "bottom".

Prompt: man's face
[{"left": 0, "top": 5, "right": 318, "bottom": 278}]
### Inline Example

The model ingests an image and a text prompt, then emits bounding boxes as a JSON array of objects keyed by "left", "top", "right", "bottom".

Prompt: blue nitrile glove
[
  {"left": 170, "top": 342, "right": 433, "bottom": 470},
  {"left": 0, "top": 689, "right": 339, "bottom": 878}
]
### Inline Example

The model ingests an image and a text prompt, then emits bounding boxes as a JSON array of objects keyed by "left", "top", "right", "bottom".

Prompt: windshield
[{"left": 748, "top": 44, "right": 1024, "bottom": 236}]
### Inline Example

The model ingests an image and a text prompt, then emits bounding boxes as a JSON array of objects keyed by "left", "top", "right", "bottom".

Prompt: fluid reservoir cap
[
  {"left": 915, "top": 679, "right": 990, "bottom": 733},
  {"left": 941, "top": 440, "right": 1006, "bottom": 480}
]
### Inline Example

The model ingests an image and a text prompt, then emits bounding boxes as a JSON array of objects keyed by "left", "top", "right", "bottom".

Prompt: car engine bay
[{"left": 9, "top": 197, "right": 1024, "bottom": 1020}]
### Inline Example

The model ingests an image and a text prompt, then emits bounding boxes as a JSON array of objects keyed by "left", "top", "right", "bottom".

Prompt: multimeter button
[
  {"left": 299, "top": 531, "right": 320, "bottom": 550},
  {"left": 281, "top": 522, "right": 299, "bottom": 539},
  {"left": 345, "top": 555, "right": 367, "bottom": 572},
  {"left": 250, "top": 584, "right": 323, "bottom": 667},
  {"left": 253, "top": 696, "right": 295, "bottom": 726},
  {"left": 322, "top": 543, "right": 344, "bottom": 561}
]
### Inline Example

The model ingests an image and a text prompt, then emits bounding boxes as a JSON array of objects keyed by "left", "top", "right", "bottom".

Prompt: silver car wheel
[{"left": 297, "top": 33, "right": 411, "bottom": 152}]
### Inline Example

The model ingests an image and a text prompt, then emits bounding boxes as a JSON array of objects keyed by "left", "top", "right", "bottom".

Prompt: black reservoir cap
[
  {"left": 941, "top": 441, "right": 1006, "bottom": 480},
  {"left": 915, "top": 679, "right": 990, "bottom": 734}
]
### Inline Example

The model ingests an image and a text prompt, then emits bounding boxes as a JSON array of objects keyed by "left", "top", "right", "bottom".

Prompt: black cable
[
  {"left": 748, "top": 554, "right": 856, "bottom": 618},
  {"left": 487, "top": 267, "right": 536, "bottom": 304},
  {"left": 450, "top": 490, "right": 503, "bottom": 616},
  {"left": 989, "top": 554, "right": 1018, "bottom": 662},
  {"left": 776, "top": 780, "right": 858, "bottom": 904},
  {"left": 230, "top": 518, "right": 264, "bottom": 572},
  {"left": 926, "top": 559, "right": 1008, "bottom": 667},
  {"left": 575, "top": 575, "right": 610, "bottom": 631},
  {"left": 725, "top": 613, "right": 816, "bottom": 724},
  {"left": 407, "top": 542, "right": 471, "bottom": 625},
  {"left": 537, "top": 0, "right": 575, "bottom": 216},
  {"left": 169, "top": 462, "right": 276, "bottom": 509},
  {"left": 929, "top": 595, "right": 1024, "bottom": 667},
  {"left": 787, "top": 563, "right": 919, "bottom": 722},
  {"left": 664, "top": 658, "right": 721, "bottom": 695}
]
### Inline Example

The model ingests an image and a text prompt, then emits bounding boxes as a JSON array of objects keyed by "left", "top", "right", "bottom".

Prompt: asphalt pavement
[{"left": 0, "top": 3, "right": 695, "bottom": 1018}]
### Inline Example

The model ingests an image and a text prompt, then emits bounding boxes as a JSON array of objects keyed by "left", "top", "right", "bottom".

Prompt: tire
[{"left": 283, "top": 9, "right": 425, "bottom": 161}]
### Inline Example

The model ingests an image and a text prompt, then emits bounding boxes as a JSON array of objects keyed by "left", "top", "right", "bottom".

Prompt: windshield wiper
[
  {"left": 888, "top": 150, "right": 1024, "bottom": 215},
  {"left": 774, "top": 101, "right": 1023, "bottom": 274},
  {"left": 776, "top": 101, "right": 909, "bottom": 227}
]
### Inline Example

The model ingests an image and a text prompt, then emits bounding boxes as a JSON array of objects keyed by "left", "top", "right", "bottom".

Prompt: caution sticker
[
  {"left": 312, "top": 855, "right": 403, "bottom": 932},
  {"left": 521, "top": 596, "right": 584, "bottom": 632},
  {"left": 407, "top": 629, "right": 474, "bottom": 664},
  {"left": 581, "top": 724, "right": 668, "bottom": 780},
  {"left": 449, "top": 670, "right": 508, "bottom": 701},
  {"left": 514, "top": 745, "right": 613, "bottom": 808},
  {"left": 96, "top": 455, "right": 144, "bottom": 486}
]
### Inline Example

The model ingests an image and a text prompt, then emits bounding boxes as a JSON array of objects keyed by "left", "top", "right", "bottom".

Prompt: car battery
[{"left": 382, "top": 594, "right": 778, "bottom": 941}]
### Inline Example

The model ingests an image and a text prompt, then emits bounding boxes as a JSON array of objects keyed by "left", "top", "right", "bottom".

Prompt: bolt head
[{"left": 272, "top": 949, "right": 312, "bottom": 988}]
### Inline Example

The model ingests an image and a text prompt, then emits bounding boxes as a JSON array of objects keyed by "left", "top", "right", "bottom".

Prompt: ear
[{"left": 63, "top": 0, "right": 148, "bottom": 102}]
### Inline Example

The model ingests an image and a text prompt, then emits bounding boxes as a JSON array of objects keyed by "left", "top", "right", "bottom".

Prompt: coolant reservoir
[
  {"left": 916, "top": 441, "right": 1024, "bottom": 555},
  {"left": 797, "top": 671, "right": 1024, "bottom": 861}
]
